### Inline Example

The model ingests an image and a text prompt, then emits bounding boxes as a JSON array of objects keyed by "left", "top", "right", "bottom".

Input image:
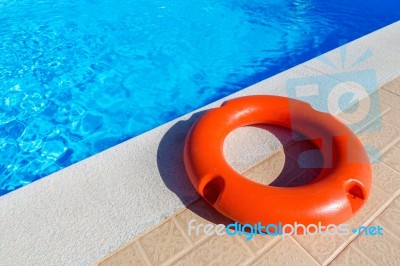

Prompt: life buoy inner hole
[{"left": 223, "top": 125, "right": 324, "bottom": 187}]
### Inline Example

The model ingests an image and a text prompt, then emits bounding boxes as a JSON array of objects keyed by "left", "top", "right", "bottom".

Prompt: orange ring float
[{"left": 184, "top": 95, "right": 371, "bottom": 230}]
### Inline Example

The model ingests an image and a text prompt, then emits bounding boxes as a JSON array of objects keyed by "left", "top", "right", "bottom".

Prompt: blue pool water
[{"left": 1, "top": 0, "right": 399, "bottom": 195}]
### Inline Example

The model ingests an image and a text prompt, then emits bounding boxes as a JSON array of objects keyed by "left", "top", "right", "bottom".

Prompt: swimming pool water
[{"left": 1, "top": 0, "right": 399, "bottom": 195}]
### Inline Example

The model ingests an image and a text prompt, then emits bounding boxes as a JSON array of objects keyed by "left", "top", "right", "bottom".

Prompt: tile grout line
[
  {"left": 332, "top": 244, "right": 378, "bottom": 266},
  {"left": 381, "top": 86, "right": 400, "bottom": 98},
  {"left": 171, "top": 217, "right": 194, "bottom": 245},
  {"left": 234, "top": 234, "right": 257, "bottom": 257},
  {"left": 155, "top": 218, "right": 193, "bottom": 265},
  {"left": 380, "top": 224, "right": 400, "bottom": 242},
  {"left": 350, "top": 105, "right": 400, "bottom": 162},
  {"left": 240, "top": 146, "right": 291, "bottom": 176},
  {"left": 320, "top": 236, "right": 356, "bottom": 266},
  {"left": 302, "top": 64, "right": 390, "bottom": 89},
  {"left": 372, "top": 145, "right": 400, "bottom": 175},
  {"left": 323, "top": 187, "right": 400, "bottom": 265},
  {"left": 380, "top": 108, "right": 400, "bottom": 128},
  {"left": 351, "top": 106, "right": 391, "bottom": 134},
  {"left": 374, "top": 193, "right": 400, "bottom": 244},
  {"left": 159, "top": 247, "right": 194, "bottom": 266},
  {"left": 241, "top": 237, "right": 282, "bottom": 266},
  {"left": 373, "top": 135, "right": 400, "bottom": 162},
  {"left": 289, "top": 236, "right": 322, "bottom": 266},
  {"left": 349, "top": 247, "right": 379, "bottom": 266},
  {"left": 371, "top": 148, "right": 400, "bottom": 174},
  {"left": 136, "top": 240, "right": 154, "bottom": 266},
  {"left": 162, "top": 234, "right": 215, "bottom": 266},
  {"left": 93, "top": 206, "right": 189, "bottom": 265},
  {"left": 357, "top": 248, "right": 380, "bottom": 266}
]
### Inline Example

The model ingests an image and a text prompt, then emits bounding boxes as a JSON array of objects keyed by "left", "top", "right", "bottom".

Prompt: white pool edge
[{"left": 1, "top": 21, "right": 400, "bottom": 266}]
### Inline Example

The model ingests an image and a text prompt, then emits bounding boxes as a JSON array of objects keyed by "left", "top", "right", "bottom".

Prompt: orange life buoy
[{"left": 184, "top": 95, "right": 371, "bottom": 231}]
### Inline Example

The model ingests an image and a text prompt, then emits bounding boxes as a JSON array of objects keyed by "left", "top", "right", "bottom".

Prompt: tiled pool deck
[
  {"left": 96, "top": 78, "right": 400, "bottom": 266},
  {"left": 1, "top": 21, "right": 400, "bottom": 265}
]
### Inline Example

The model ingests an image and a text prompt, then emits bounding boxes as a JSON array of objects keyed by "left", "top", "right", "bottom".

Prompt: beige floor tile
[
  {"left": 239, "top": 138, "right": 322, "bottom": 187},
  {"left": 374, "top": 196, "right": 400, "bottom": 237},
  {"left": 375, "top": 89, "right": 400, "bottom": 111},
  {"left": 242, "top": 149, "right": 286, "bottom": 185},
  {"left": 240, "top": 234, "right": 280, "bottom": 255},
  {"left": 337, "top": 95, "right": 390, "bottom": 132},
  {"left": 329, "top": 245, "right": 375, "bottom": 266},
  {"left": 337, "top": 111, "right": 379, "bottom": 134},
  {"left": 293, "top": 233, "right": 348, "bottom": 265},
  {"left": 176, "top": 199, "right": 279, "bottom": 254},
  {"left": 172, "top": 234, "right": 251, "bottom": 266},
  {"left": 98, "top": 242, "right": 149, "bottom": 266},
  {"left": 175, "top": 199, "right": 232, "bottom": 244},
  {"left": 251, "top": 237, "right": 318, "bottom": 266},
  {"left": 223, "top": 125, "right": 293, "bottom": 174},
  {"left": 382, "top": 76, "right": 400, "bottom": 96},
  {"left": 380, "top": 144, "right": 400, "bottom": 172},
  {"left": 350, "top": 220, "right": 400, "bottom": 265},
  {"left": 371, "top": 162, "right": 400, "bottom": 196},
  {"left": 358, "top": 120, "right": 400, "bottom": 155},
  {"left": 381, "top": 108, "right": 400, "bottom": 129},
  {"left": 139, "top": 219, "right": 192, "bottom": 265}
]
